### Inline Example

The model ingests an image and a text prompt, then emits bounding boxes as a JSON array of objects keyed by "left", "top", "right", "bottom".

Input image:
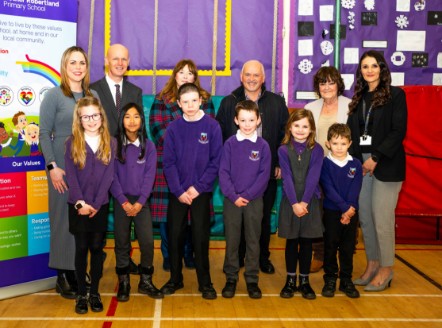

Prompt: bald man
[
  {"left": 91, "top": 43, "right": 143, "bottom": 136},
  {"left": 216, "top": 60, "right": 289, "bottom": 275}
]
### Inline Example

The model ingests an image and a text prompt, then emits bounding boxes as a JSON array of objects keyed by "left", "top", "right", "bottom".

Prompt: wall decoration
[{"left": 289, "top": 0, "right": 442, "bottom": 108}]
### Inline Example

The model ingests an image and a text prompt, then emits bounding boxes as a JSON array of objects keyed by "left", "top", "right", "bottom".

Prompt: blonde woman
[{"left": 40, "top": 46, "right": 98, "bottom": 299}]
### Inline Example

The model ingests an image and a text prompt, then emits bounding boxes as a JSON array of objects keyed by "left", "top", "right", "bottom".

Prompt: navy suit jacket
[{"left": 91, "top": 77, "right": 143, "bottom": 136}]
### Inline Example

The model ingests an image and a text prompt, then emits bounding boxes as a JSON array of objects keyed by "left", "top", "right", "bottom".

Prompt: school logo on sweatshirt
[
  {"left": 199, "top": 132, "right": 209, "bottom": 144},
  {"left": 249, "top": 150, "right": 260, "bottom": 161},
  {"left": 347, "top": 167, "right": 356, "bottom": 178}
]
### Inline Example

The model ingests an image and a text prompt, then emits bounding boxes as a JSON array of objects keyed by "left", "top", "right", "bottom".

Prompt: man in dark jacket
[{"left": 216, "top": 60, "right": 289, "bottom": 274}]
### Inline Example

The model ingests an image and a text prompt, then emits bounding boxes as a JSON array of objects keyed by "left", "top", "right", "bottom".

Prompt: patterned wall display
[{"left": 289, "top": 0, "right": 442, "bottom": 108}]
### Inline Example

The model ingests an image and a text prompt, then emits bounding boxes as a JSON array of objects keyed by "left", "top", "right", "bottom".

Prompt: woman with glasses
[{"left": 40, "top": 46, "right": 99, "bottom": 299}]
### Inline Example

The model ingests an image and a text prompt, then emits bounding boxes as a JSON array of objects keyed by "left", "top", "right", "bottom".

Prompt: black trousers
[
  {"left": 114, "top": 195, "right": 154, "bottom": 269},
  {"left": 167, "top": 192, "right": 212, "bottom": 288},
  {"left": 284, "top": 237, "right": 313, "bottom": 275},
  {"left": 323, "top": 208, "right": 358, "bottom": 281}
]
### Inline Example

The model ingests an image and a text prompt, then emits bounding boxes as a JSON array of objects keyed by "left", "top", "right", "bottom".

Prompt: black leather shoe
[
  {"left": 222, "top": 280, "right": 237, "bottom": 298},
  {"left": 160, "top": 280, "right": 184, "bottom": 295},
  {"left": 199, "top": 284, "right": 217, "bottom": 300},
  {"left": 129, "top": 258, "right": 139, "bottom": 274},
  {"left": 117, "top": 274, "right": 131, "bottom": 302},
  {"left": 321, "top": 279, "right": 337, "bottom": 298},
  {"left": 138, "top": 266, "right": 163, "bottom": 299},
  {"left": 280, "top": 275, "right": 297, "bottom": 298},
  {"left": 298, "top": 275, "right": 316, "bottom": 300},
  {"left": 339, "top": 280, "right": 360, "bottom": 298},
  {"left": 75, "top": 295, "right": 88, "bottom": 314},
  {"left": 246, "top": 283, "right": 262, "bottom": 299},
  {"left": 89, "top": 293, "right": 104, "bottom": 312},
  {"left": 260, "top": 261, "right": 275, "bottom": 274},
  {"left": 56, "top": 273, "right": 77, "bottom": 299}
]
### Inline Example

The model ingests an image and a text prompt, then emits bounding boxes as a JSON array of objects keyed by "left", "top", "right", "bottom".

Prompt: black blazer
[
  {"left": 91, "top": 77, "right": 143, "bottom": 136},
  {"left": 347, "top": 86, "right": 407, "bottom": 182}
]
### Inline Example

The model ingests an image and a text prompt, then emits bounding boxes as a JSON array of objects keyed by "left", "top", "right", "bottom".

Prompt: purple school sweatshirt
[{"left": 163, "top": 114, "right": 223, "bottom": 197}]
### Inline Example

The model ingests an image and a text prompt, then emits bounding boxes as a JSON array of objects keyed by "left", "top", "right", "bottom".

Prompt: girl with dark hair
[
  {"left": 347, "top": 50, "right": 407, "bottom": 292},
  {"left": 110, "top": 103, "right": 163, "bottom": 301}
]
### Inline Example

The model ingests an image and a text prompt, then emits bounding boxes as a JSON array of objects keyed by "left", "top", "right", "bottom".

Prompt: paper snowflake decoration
[
  {"left": 342, "top": 0, "right": 356, "bottom": 10},
  {"left": 364, "top": 0, "right": 375, "bottom": 10},
  {"left": 395, "top": 15, "right": 409, "bottom": 29},
  {"left": 298, "top": 59, "right": 313, "bottom": 75}
]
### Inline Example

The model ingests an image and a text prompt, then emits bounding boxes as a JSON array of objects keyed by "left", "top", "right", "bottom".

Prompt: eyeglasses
[{"left": 80, "top": 113, "right": 101, "bottom": 122}]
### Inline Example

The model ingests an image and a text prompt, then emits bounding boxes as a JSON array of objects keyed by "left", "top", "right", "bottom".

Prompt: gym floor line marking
[
  {"left": 1, "top": 317, "right": 441, "bottom": 322},
  {"left": 395, "top": 253, "right": 442, "bottom": 290}
]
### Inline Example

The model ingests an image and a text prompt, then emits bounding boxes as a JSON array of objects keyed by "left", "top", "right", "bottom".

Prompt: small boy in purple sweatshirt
[
  {"left": 320, "top": 123, "right": 363, "bottom": 299},
  {"left": 219, "top": 100, "right": 271, "bottom": 299},
  {"left": 161, "top": 83, "right": 223, "bottom": 300}
]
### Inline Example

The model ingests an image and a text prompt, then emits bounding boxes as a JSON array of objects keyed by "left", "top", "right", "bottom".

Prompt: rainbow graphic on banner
[{"left": 16, "top": 55, "right": 61, "bottom": 86}]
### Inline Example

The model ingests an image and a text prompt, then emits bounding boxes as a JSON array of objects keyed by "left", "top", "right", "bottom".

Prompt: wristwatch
[
  {"left": 371, "top": 154, "right": 378, "bottom": 163},
  {"left": 47, "top": 162, "right": 57, "bottom": 171},
  {"left": 75, "top": 201, "right": 85, "bottom": 210}
]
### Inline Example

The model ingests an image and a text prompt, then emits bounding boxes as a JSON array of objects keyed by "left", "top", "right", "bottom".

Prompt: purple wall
[{"left": 77, "top": 0, "right": 284, "bottom": 97}]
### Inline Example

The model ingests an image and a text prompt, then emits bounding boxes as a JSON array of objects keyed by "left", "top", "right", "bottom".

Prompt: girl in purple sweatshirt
[
  {"left": 64, "top": 96, "right": 115, "bottom": 314},
  {"left": 110, "top": 103, "right": 163, "bottom": 302},
  {"left": 161, "top": 83, "right": 223, "bottom": 300}
]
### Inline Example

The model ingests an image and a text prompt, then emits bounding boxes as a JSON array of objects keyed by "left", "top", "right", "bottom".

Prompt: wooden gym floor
[{"left": 0, "top": 233, "right": 441, "bottom": 328}]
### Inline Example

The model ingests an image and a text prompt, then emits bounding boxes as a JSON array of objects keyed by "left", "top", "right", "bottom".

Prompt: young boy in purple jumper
[
  {"left": 320, "top": 123, "right": 363, "bottom": 298},
  {"left": 161, "top": 83, "right": 223, "bottom": 300},
  {"left": 219, "top": 100, "right": 271, "bottom": 299}
]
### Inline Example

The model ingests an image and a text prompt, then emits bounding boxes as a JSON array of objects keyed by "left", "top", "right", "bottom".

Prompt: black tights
[
  {"left": 285, "top": 237, "right": 313, "bottom": 275},
  {"left": 74, "top": 232, "right": 105, "bottom": 296}
]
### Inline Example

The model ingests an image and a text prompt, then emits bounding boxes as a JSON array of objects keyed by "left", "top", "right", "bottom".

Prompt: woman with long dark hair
[{"left": 347, "top": 50, "right": 407, "bottom": 292}]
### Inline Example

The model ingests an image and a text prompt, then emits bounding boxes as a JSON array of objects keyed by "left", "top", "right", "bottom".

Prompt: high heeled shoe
[
  {"left": 353, "top": 269, "right": 378, "bottom": 286},
  {"left": 364, "top": 271, "right": 393, "bottom": 292}
]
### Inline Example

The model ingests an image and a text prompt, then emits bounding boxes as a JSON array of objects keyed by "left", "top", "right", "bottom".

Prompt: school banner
[{"left": 0, "top": 0, "right": 77, "bottom": 299}]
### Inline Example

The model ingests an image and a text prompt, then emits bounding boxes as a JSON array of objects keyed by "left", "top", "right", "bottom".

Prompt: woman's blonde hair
[
  {"left": 281, "top": 109, "right": 316, "bottom": 149},
  {"left": 70, "top": 96, "right": 112, "bottom": 169},
  {"left": 60, "top": 46, "right": 94, "bottom": 98}
]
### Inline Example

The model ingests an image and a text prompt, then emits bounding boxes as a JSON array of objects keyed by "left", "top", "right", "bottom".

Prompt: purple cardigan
[
  {"left": 65, "top": 137, "right": 116, "bottom": 210},
  {"left": 278, "top": 140, "right": 324, "bottom": 205}
]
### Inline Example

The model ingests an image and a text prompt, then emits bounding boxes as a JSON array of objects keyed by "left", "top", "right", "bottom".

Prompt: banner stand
[{"left": 0, "top": 277, "right": 56, "bottom": 301}]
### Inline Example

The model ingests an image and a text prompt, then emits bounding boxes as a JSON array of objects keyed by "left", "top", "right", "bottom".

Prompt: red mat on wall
[
  {"left": 401, "top": 86, "right": 442, "bottom": 159},
  {"left": 395, "top": 86, "right": 442, "bottom": 243}
]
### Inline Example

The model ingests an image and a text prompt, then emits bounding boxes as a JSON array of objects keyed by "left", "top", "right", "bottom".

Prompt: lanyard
[{"left": 362, "top": 99, "right": 373, "bottom": 137}]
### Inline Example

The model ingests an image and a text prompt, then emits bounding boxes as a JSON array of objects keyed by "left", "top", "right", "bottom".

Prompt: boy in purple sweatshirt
[
  {"left": 320, "top": 123, "right": 363, "bottom": 299},
  {"left": 219, "top": 100, "right": 271, "bottom": 299},
  {"left": 161, "top": 83, "right": 223, "bottom": 300}
]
